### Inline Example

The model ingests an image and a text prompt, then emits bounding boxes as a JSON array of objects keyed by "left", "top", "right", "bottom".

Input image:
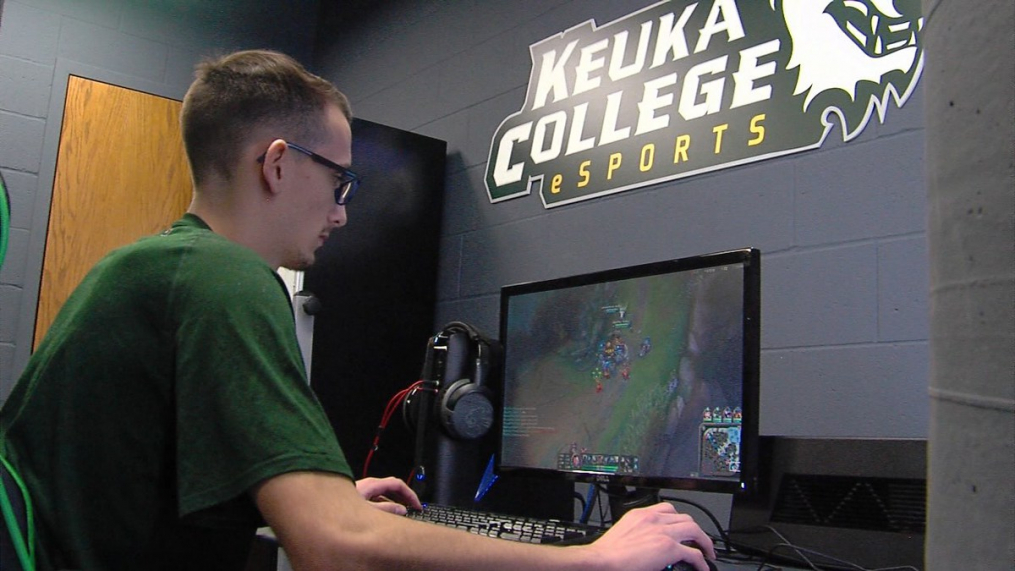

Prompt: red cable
[{"left": 362, "top": 380, "right": 432, "bottom": 478}]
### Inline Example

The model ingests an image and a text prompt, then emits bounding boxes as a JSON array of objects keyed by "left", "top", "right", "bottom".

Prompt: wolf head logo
[{"left": 776, "top": 0, "right": 924, "bottom": 141}]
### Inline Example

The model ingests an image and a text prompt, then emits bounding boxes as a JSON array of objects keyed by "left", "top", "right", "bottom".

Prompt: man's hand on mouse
[
  {"left": 579, "top": 502, "right": 716, "bottom": 571},
  {"left": 355, "top": 476, "right": 423, "bottom": 515}
]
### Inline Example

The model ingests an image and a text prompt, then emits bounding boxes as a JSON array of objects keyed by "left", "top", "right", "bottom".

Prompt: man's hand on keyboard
[
  {"left": 355, "top": 476, "right": 423, "bottom": 516},
  {"left": 582, "top": 502, "right": 715, "bottom": 571}
]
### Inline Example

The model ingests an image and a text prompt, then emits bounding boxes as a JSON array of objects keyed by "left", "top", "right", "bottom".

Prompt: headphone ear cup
[
  {"left": 440, "top": 378, "right": 494, "bottom": 440},
  {"left": 402, "top": 387, "right": 421, "bottom": 431}
]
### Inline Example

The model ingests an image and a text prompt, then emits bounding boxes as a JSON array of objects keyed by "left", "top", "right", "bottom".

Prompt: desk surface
[
  {"left": 715, "top": 560, "right": 809, "bottom": 571},
  {"left": 257, "top": 529, "right": 811, "bottom": 571}
]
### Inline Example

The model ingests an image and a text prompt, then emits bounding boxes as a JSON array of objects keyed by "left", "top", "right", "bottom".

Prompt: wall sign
[{"left": 485, "top": 0, "right": 924, "bottom": 208}]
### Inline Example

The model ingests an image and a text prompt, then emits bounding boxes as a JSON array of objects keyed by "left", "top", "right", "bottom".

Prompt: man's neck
[{"left": 188, "top": 188, "right": 282, "bottom": 269}]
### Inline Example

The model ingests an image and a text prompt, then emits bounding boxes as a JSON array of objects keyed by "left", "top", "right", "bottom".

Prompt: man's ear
[{"left": 260, "top": 139, "right": 289, "bottom": 195}]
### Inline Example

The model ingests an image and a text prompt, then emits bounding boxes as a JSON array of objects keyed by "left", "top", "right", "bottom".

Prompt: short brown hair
[{"left": 181, "top": 50, "right": 351, "bottom": 186}]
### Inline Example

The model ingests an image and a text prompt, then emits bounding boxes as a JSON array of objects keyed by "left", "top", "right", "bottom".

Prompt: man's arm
[{"left": 253, "top": 471, "right": 714, "bottom": 571}]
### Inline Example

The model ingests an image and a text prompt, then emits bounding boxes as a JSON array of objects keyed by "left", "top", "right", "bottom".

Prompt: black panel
[
  {"left": 306, "top": 119, "right": 446, "bottom": 480},
  {"left": 770, "top": 474, "right": 926, "bottom": 533},
  {"left": 729, "top": 436, "right": 927, "bottom": 570}
]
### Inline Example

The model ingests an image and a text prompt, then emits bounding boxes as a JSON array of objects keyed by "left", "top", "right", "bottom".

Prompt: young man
[{"left": 0, "top": 50, "right": 715, "bottom": 571}]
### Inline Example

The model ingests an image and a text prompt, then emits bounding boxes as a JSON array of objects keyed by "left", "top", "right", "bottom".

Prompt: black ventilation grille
[{"left": 771, "top": 474, "right": 926, "bottom": 533}]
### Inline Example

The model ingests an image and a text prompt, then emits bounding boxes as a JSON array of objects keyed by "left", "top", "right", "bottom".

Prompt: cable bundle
[{"left": 361, "top": 380, "right": 435, "bottom": 479}]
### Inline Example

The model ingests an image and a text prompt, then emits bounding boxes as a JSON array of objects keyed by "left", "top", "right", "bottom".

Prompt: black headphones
[
  {"left": 404, "top": 321, "right": 497, "bottom": 440},
  {"left": 437, "top": 322, "right": 495, "bottom": 440}
]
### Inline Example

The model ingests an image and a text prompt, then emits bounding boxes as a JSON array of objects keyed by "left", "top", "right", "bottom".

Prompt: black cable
[
  {"left": 757, "top": 525, "right": 821, "bottom": 570},
  {"left": 724, "top": 525, "right": 919, "bottom": 571},
  {"left": 596, "top": 484, "right": 610, "bottom": 525},
  {"left": 659, "top": 494, "right": 733, "bottom": 555},
  {"left": 723, "top": 526, "right": 794, "bottom": 570},
  {"left": 578, "top": 485, "right": 598, "bottom": 525},
  {"left": 702, "top": 531, "right": 739, "bottom": 557},
  {"left": 572, "top": 491, "right": 587, "bottom": 514},
  {"left": 762, "top": 543, "right": 866, "bottom": 571},
  {"left": 724, "top": 525, "right": 820, "bottom": 570}
]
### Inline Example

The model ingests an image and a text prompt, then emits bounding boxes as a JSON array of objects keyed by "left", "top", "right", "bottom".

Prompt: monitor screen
[{"left": 496, "top": 248, "right": 760, "bottom": 494}]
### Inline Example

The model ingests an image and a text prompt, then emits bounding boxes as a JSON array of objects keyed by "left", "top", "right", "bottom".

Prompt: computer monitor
[{"left": 496, "top": 248, "right": 760, "bottom": 495}]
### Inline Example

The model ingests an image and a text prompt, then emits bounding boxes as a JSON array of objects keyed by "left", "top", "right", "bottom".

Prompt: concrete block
[
  {"left": 0, "top": 55, "right": 54, "bottom": 118},
  {"left": 763, "top": 245, "right": 879, "bottom": 348},
  {"left": 58, "top": 19, "right": 167, "bottom": 83},
  {"left": 128, "top": 2, "right": 317, "bottom": 74},
  {"left": 0, "top": 1, "right": 61, "bottom": 65},
  {"left": 462, "top": 0, "right": 572, "bottom": 48},
  {"left": 459, "top": 215, "right": 553, "bottom": 296},
  {"left": 460, "top": 159, "right": 797, "bottom": 299},
  {"left": 20, "top": 0, "right": 121, "bottom": 29},
  {"left": 795, "top": 131, "right": 926, "bottom": 245},
  {"left": 347, "top": 70, "right": 443, "bottom": 133},
  {"left": 878, "top": 236, "right": 930, "bottom": 342},
  {"left": 0, "top": 284, "right": 20, "bottom": 342},
  {"left": 316, "top": 8, "right": 448, "bottom": 104},
  {"left": 467, "top": 165, "right": 548, "bottom": 233},
  {"left": 416, "top": 109, "right": 469, "bottom": 167},
  {"left": 0, "top": 226, "right": 28, "bottom": 286},
  {"left": 436, "top": 234, "right": 462, "bottom": 301},
  {"left": 433, "top": 293, "right": 499, "bottom": 339},
  {"left": 0, "top": 342, "right": 16, "bottom": 402},
  {"left": 159, "top": 45, "right": 200, "bottom": 99},
  {"left": 437, "top": 33, "right": 529, "bottom": 116},
  {"left": 462, "top": 86, "right": 527, "bottom": 171},
  {"left": 519, "top": 0, "right": 644, "bottom": 50},
  {"left": 759, "top": 343, "right": 930, "bottom": 437},
  {"left": 0, "top": 111, "right": 45, "bottom": 173},
  {"left": 555, "top": 164, "right": 793, "bottom": 262}
]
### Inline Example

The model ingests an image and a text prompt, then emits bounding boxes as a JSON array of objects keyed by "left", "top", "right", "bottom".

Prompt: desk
[
  {"left": 249, "top": 528, "right": 812, "bottom": 571},
  {"left": 714, "top": 561, "right": 809, "bottom": 571}
]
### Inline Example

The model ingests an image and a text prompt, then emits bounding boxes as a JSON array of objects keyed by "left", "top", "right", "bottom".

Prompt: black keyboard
[{"left": 407, "top": 503, "right": 605, "bottom": 544}]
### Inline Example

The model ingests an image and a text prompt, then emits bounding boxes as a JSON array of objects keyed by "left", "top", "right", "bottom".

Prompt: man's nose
[{"left": 330, "top": 203, "right": 347, "bottom": 229}]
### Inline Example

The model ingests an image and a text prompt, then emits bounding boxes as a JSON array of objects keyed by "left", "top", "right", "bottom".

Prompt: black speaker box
[{"left": 729, "top": 436, "right": 926, "bottom": 570}]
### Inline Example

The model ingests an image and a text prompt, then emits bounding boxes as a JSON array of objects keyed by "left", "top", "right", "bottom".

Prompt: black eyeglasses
[{"left": 259, "top": 142, "right": 361, "bottom": 205}]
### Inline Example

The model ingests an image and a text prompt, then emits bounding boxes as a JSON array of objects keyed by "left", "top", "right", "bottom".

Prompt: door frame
[{"left": 12, "top": 57, "right": 189, "bottom": 377}]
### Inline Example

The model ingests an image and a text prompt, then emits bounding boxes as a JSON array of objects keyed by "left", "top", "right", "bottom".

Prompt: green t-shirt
[{"left": 0, "top": 214, "right": 352, "bottom": 570}]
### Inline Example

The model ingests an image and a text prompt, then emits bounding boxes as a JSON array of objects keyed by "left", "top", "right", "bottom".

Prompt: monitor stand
[{"left": 607, "top": 485, "right": 661, "bottom": 520}]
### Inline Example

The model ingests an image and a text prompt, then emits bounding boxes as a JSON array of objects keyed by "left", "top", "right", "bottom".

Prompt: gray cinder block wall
[
  {"left": 3, "top": 0, "right": 932, "bottom": 441},
  {"left": 314, "top": 0, "right": 930, "bottom": 441},
  {"left": 312, "top": 0, "right": 933, "bottom": 535},
  {"left": 0, "top": 0, "right": 321, "bottom": 402}
]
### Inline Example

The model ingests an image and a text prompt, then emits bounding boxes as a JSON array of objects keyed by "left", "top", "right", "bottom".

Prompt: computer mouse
[{"left": 663, "top": 558, "right": 718, "bottom": 571}]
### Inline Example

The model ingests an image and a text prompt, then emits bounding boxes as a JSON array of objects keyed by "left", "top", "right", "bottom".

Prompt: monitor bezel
[{"left": 495, "top": 248, "right": 761, "bottom": 495}]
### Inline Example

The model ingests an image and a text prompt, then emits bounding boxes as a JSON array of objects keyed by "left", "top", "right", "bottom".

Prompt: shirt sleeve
[{"left": 169, "top": 238, "right": 353, "bottom": 521}]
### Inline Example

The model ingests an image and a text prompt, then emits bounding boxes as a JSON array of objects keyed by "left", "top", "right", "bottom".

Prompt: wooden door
[{"left": 34, "top": 76, "right": 192, "bottom": 347}]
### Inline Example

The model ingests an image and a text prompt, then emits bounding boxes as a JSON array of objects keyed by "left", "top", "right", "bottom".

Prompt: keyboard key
[{"left": 407, "top": 503, "right": 603, "bottom": 544}]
